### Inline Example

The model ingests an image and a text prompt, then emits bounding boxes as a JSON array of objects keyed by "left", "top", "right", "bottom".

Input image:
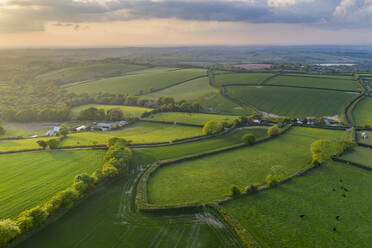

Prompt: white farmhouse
[{"left": 46, "top": 126, "right": 60, "bottom": 136}]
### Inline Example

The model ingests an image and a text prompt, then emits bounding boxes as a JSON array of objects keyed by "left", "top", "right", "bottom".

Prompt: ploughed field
[
  {"left": 16, "top": 153, "right": 243, "bottom": 248},
  {"left": 225, "top": 86, "right": 355, "bottom": 118},
  {"left": 65, "top": 68, "right": 206, "bottom": 95},
  {"left": 221, "top": 161, "right": 372, "bottom": 248},
  {"left": 0, "top": 150, "right": 105, "bottom": 218},
  {"left": 147, "top": 127, "right": 349, "bottom": 204}
]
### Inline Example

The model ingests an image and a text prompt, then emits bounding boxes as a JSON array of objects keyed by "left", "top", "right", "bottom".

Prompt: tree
[
  {"left": 318, "top": 117, "right": 325, "bottom": 126},
  {"left": 102, "top": 163, "right": 119, "bottom": 178},
  {"left": 202, "top": 120, "right": 223, "bottom": 135},
  {"left": 242, "top": 133, "right": 256, "bottom": 145},
  {"left": 0, "top": 219, "right": 20, "bottom": 246},
  {"left": 268, "top": 124, "right": 280, "bottom": 137},
  {"left": 106, "top": 108, "right": 123, "bottom": 121},
  {"left": 47, "top": 139, "right": 59, "bottom": 149},
  {"left": 228, "top": 185, "right": 241, "bottom": 198},
  {"left": 16, "top": 206, "right": 48, "bottom": 232},
  {"left": 245, "top": 184, "right": 258, "bottom": 194},
  {"left": 0, "top": 125, "right": 5, "bottom": 136},
  {"left": 310, "top": 139, "right": 334, "bottom": 165},
  {"left": 265, "top": 165, "right": 285, "bottom": 186},
  {"left": 58, "top": 124, "right": 69, "bottom": 137},
  {"left": 107, "top": 137, "right": 128, "bottom": 148},
  {"left": 37, "top": 140, "right": 48, "bottom": 150},
  {"left": 74, "top": 173, "right": 95, "bottom": 187}
]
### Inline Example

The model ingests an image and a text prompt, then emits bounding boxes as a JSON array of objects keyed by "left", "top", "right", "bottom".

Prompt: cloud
[{"left": 0, "top": 0, "right": 372, "bottom": 32}]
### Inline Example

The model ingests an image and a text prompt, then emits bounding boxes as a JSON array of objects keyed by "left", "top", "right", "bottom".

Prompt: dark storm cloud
[{"left": 0, "top": 0, "right": 371, "bottom": 32}]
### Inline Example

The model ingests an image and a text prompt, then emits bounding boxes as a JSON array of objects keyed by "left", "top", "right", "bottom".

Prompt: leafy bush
[
  {"left": 107, "top": 137, "right": 128, "bottom": 148},
  {"left": 310, "top": 139, "right": 333, "bottom": 165},
  {"left": 45, "top": 188, "right": 79, "bottom": 213},
  {"left": 74, "top": 173, "right": 95, "bottom": 187},
  {"left": 0, "top": 219, "right": 20, "bottom": 245},
  {"left": 265, "top": 165, "right": 286, "bottom": 186},
  {"left": 36, "top": 140, "right": 48, "bottom": 150},
  {"left": 91, "top": 169, "right": 104, "bottom": 184},
  {"left": 242, "top": 133, "right": 256, "bottom": 145},
  {"left": 245, "top": 184, "right": 258, "bottom": 194},
  {"left": 47, "top": 139, "right": 60, "bottom": 149},
  {"left": 16, "top": 206, "right": 48, "bottom": 232},
  {"left": 102, "top": 163, "right": 119, "bottom": 178},
  {"left": 228, "top": 185, "right": 241, "bottom": 198},
  {"left": 267, "top": 124, "right": 280, "bottom": 137},
  {"left": 202, "top": 120, "right": 223, "bottom": 135},
  {"left": 72, "top": 181, "right": 89, "bottom": 194}
]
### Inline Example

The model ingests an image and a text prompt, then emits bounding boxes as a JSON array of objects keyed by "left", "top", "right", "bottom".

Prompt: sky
[{"left": 1, "top": 0, "right": 372, "bottom": 47}]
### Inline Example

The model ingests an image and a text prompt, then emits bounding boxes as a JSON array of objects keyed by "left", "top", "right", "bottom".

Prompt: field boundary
[
  {"left": 136, "top": 74, "right": 208, "bottom": 96},
  {"left": 136, "top": 125, "right": 292, "bottom": 212},
  {"left": 332, "top": 156, "right": 372, "bottom": 172},
  {"left": 139, "top": 119, "right": 204, "bottom": 127}
]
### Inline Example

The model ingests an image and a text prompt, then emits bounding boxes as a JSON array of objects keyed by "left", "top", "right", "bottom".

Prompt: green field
[
  {"left": 214, "top": 73, "right": 273, "bottom": 86},
  {"left": 357, "top": 131, "right": 372, "bottom": 145},
  {"left": 340, "top": 146, "right": 372, "bottom": 168},
  {"left": 142, "top": 128, "right": 268, "bottom": 161},
  {"left": 0, "top": 122, "right": 203, "bottom": 151},
  {"left": 352, "top": 97, "right": 372, "bottom": 126},
  {"left": 65, "top": 68, "right": 206, "bottom": 95},
  {"left": 143, "top": 112, "right": 239, "bottom": 125},
  {"left": 148, "top": 127, "right": 349, "bottom": 204},
  {"left": 285, "top": 73, "right": 353, "bottom": 80},
  {"left": 0, "top": 150, "right": 105, "bottom": 218},
  {"left": 142, "top": 77, "right": 213, "bottom": 100},
  {"left": 225, "top": 86, "right": 355, "bottom": 118},
  {"left": 266, "top": 75, "right": 360, "bottom": 91},
  {"left": 71, "top": 104, "right": 152, "bottom": 119},
  {"left": 2, "top": 122, "right": 51, "bottom": 138},
  {"left": 36, "top": 63, "right": 147, "bottom": 85},
  {"left": 222, "top": 161, "right": 372, "bottom": 248},
  {"left": 16, "top": 152, "right": 242, "bottom": 248}
]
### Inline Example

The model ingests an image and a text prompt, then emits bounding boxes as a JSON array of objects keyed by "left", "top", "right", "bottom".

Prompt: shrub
[
  {"left": 16, "top": 206, "right": 48, "bottom": 232},
  {"left": 58, "top": 124, "right": 69, "bottom": 137},
  {"left": 265, "top": 165, "right": 286, "bottom": 186},
  {"left": 36, "top": 140, "right": 48, "bottom": 150},
  {"left": 245, "top": 184, "right": 258, "bottom": 194},
  {"left": 107, "top": 137, "right": 128, "bottom": 148},
  {"left": 318, "top": 117, "right": 325, "bottom": 126},
  {"left": 267, "top": 124, "right": 280, "bottom": 137},
  {"left": 91, "top": 169, "right": 104, "bottom": 184},
  {"left": 310, "top": 139, "right": 333, "bottom": 165},
  {"left": 102, "top": 163, "right": 119, "bottom": 178},
  {"left": 202, "top": 120, "right": 223, "bottom": 135},
  {"left": 104, "top": 144, "right": 132, "bottom": 164},
  {"left": 242, "top": 133, "right": 256, "bottom": 145},
  {"left": 265, "top": 174, "right": 280, "bottom": 186},
  {"left": 0, "top": 219, "right": 21, "bottom": 245},
  {"left": 47, "top": 139, "right": 60, "bottom": 149},
  {"left": 228, "top": 185, "right": 241, "bottom": 198},
  {"left": 54, "top": 188, "right": 79, "bottom": 210},
  {"left": 74, "top": 173, "right": 95, "bottom": 187},
  {"left": 72, "top": 181, "right": 89, "bottom": 194}
]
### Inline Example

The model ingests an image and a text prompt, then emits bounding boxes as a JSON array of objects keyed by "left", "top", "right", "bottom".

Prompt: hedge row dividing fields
[{"left": 16, "top": 152, "right": 243, "bottom": 248}]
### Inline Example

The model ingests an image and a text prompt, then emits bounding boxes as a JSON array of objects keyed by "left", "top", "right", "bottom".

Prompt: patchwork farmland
[{"left": 1, "top": 58, "right": 372, "bottom": 248}]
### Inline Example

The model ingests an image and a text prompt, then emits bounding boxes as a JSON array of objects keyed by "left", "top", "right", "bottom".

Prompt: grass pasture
[
  {"left": 214, "top": 73, "right": 273, "bottom": 86},
  {"left": 340, "top": 146, "right": 372, "bottom": 168},
  {"left": 65, "top": 68, "right": 206, "bottom": 95},
  {"left": 17, "top": 152, "right": 242, "bottom": 248},
  {"left": 71, "top": 104, "right": 152, "bottom": 119},
  {"left": 36, "top": 63, "right": 147, "bottom": 85},
  {"left": 0, "top": 122, "right": 203, "bottom": 151},
  {"left": 222, "top": 161, "right": 372, "bottom": 248},
  {"left": 142, "top": 112, "right": 239, "bottom": 125},
  {"left": 352, "top": 97, "right": 372, "bottom": 126},
  {"left": 0, "top": 150, "right": 105, "bottom": 218},
  {"left": 267, "top": 75, "right": 360, "bottom": 91},
  {"left": 142, "top": 128, "right": 268, "bottom": 161},
  {"left": 225, "top": 86, "right": 355, "bottom": 118},
  {"left": 148, "top": 127, "right": 349, "bottom": 204}
]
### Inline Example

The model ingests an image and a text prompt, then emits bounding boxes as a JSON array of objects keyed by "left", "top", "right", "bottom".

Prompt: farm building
[
  {"left": 361, "top": 132, "right": 368, "bottom": 140},
  {"left": 95, "top": 121, "right": 128, "bottom": 131},
  {"left": 75, "top": 125, "right": 87, "bottom": 132},
  {"left": 46, "top": 127, "right": 60, "bottom": 136}
]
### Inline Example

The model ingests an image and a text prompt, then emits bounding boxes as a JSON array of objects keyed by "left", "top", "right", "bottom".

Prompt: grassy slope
[
  {"left": 142, "top": 128, "right": 268, "bottom": 161},
  {"left": 0, "top": 122, "right": 203, "bottom": 151},
  {"left": 267, "top": 75, "right": 360, "bottom": 91},
  {"left": 143, "top": 112, "right": 239, "bottom": 125},
  {"left": 148, "top": 127, "right": 348, "bottom": 204},
  {"left": 226, "top": 86, "right": 355, "bottom": 118},
  {"left": 0, "top": 150, "right": 105, "bottom": 218},
  {"left": 214, "top": 73, "right": 273, "bottom": 86},
  {"left": 65, "top": 68, "right": 206, "bottom": 95},
  {"left": 352, "top": 97, "right": 372, "bottom": 126},
  {"left": 36, "top": 63, "right": 146, "bottom": 84},
  {"left": 222, "top": 161, "right": 372, "bottom": 248},
  {"left": 71, "top": 104, "right": 152, "bottom": 119},
  {"left": 17, "top": 152, "right": 242, "bottom": 248},
  {"left": 340, "top": 146, "right": 372, "bottom": 168}
]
